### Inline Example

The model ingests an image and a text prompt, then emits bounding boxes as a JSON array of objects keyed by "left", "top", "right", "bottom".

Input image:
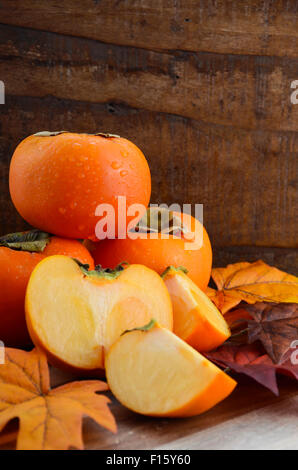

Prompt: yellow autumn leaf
[
  {"left": 207, "top": 260, "right": 298, "bottom": 314},
  {"left": 0, "top": 348, "right": 116, "bottom": 450}
]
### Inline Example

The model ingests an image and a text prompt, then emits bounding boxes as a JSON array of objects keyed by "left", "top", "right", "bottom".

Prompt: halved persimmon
[
  {"left": 105, "top": 320, "right": 237, "bottom": 417},
  {"left": 25, "top": 256, "right": 172, "bottom": 374},
  {"left": 162, "top": 267, "right": 230, "bottom": 351}
]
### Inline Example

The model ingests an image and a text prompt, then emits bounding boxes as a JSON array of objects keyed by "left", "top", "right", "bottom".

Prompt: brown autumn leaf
[
  {"left": 0, "top": 348, "right": 116, "bottom": 450},
  {"left": 245, "top": 302, "right": 298, "bottom": 364},
  {"left": 206, "top": 343, "right": 298, "bottom": 396},
  {"left": 206, "top": 260, "right": 298, "bottom": 314}
]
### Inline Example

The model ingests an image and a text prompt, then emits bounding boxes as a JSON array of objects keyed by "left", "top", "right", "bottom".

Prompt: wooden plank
[
  {"left": 213, "top": 246, "right": 298, "bottom": 275},
  {"left": 1, "top": 1, "right": 298, "bottom": 57},
  {"left": 1, "top": 95, "right": 297, "bottom": 253},
  {"left": 0, "top": 25, "right": 298, "bottom": 132},
  {"left": 60, "top": 374, "right": 298, "bottom": 450},
  {"left": 155, "top": 394, "right": 298, "bottom": 450},
  {"left": 1, "top": 371, "right": 297, "bottom": 450}
]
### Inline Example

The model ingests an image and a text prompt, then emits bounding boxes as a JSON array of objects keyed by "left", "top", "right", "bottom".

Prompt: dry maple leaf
[
  {"left": 206, "top": 287, "right": 240, "bottom": 314},
  {"left": 206, "top": 343, "right": 298, "bottom": 396},
  {"left": 0, "top": 348, "right": 116, "bottom": 450},
  {"left": 207, "top": 261, "right": 298, "bottom": 314},
  {"left": 245, "top": 302, "right": 298, "bottom": 365}
]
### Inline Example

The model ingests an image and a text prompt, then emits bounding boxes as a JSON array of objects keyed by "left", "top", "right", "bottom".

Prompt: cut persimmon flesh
[
  {"left": 163, "top": 267, "right": 230, "bottom": 351},
  {"left": 25, "top": 256, "right": 173, "bottom": 374},
  {"left": 106, "top": 321, "right": 237, "bottom": 417}
]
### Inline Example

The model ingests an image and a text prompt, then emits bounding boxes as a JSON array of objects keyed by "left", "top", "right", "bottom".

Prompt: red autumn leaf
[
  {"left": 206, "top": 343, "right": 298, "bottom": 396},
  {"left": 276, "top": 349, "right": 298, "bottom": 381},
  {"left": 224, "top": 305, "right": 253, "bottom": 330},
  {"left": 245, "top": 302, "right": 298, "bottom": 364}
]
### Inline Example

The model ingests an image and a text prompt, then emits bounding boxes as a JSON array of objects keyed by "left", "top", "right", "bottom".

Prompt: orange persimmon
[
  {"left": 89, "top": 209, "right": 212, "bottom": 291},
  {"left": 0, "top": 231, "right": 94, "bottom": 347},
  {"left": 105, "top": 320, "right": 237, "bottom": 417},
  {"left": 25, "top": 256, "right": 173, "bottom": 374},
  {"left": 9, "top": 132, "right": 151, "bottom": 239},
  {"left": 162, "top": 267, "right": 230, "bottom": 351}
]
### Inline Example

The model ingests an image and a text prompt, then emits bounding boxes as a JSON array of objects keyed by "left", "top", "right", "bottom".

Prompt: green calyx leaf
[
  {"left": 75, "top": 260, "right": 129, "bottom": 280},
  {"left": 0, "top": 230, "right": 51, "bottom": 252},
  {"left": 161, "top": 265, "right": 189, "bottom": 279},
  {"left": 121, "top": 318, "right": 157, "bottom": 337},
  {"left": 134, "top": 207, "right": 189, "bottom": 235}
]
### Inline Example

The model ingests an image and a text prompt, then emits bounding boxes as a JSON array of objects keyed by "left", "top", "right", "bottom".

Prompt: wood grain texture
[
  {"left": 0, "top": 369, "right": 297, "bottom": 450},
  {"left": 1, "top": 95, "right": 297, "bottom": 254},
  {"left": 1, "top": 24, "right": 298, "bottom": 132},
  {"left": 1, "top": 0, "right": 298, "bottom": 58},
  {"left": 155, "top": 395, "right": 298, "bottom": 450},
  {"left": 0, "top": 3, "right": 297, "bottom": 272}
]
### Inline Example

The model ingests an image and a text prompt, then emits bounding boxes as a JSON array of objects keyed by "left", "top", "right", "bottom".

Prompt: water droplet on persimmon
[{"left": 111, "top": 161, "right": 121, "bottom": 170}]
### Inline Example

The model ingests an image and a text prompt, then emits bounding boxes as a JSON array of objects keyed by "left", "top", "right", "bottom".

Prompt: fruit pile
[{"left": 1, "top": 131, "right": 236, "bottom": 418}]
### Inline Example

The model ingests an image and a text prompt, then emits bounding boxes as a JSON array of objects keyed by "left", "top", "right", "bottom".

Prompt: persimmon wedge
[
  {"left": 162, "top": 267, "right": 230, "bottom": 351},
  {"left": 105, "top": 321, "right": 237, "bottom": 417},
  {"left": 25, "top": 256, "right": 173, "bottom": 374}
]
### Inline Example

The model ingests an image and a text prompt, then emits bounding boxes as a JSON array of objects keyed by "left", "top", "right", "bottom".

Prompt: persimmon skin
[
  {"left": 0, "top": 237, "right": 94, "bottom": 348},
  {"left": 9, "top": 133, "right": 151, "bottom": 239},
  {"left": 89, "top": 213, "right": 212, "bottom": 291}
]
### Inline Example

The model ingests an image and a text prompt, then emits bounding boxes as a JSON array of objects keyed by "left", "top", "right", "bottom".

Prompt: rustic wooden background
[{"left": 0, "top": 1, "right": 297, "bottom": 273}]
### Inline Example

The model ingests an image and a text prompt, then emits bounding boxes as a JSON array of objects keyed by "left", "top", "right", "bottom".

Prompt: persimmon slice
[
  {"left": 105, "top": 321, "right": 237, "bottom": 417},
  {"left": 25, "top": 256, "right": 173, "bottom": 374},
  {"left": 163, "top": 267, "right": 230, "bottom": 351}
]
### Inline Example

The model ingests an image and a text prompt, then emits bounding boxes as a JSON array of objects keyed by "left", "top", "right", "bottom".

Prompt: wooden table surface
[{"left": 1, "top": 369, "right": 297, "bottom": 451}]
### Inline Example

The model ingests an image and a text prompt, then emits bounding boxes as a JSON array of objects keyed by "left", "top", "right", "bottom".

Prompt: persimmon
[
  {"left": 9, "top": 132, "right": 151, "bottom": 239},
  {"left": 105, "top": 320, "right": 237, "bottom": 417},
  {"left": 89, "top": 208, "right": 212, "bottom": 291},
  {"left": 25, "top": 256, "right": 173, "bottom": 374},
  {"left": 162, "top": 267, "right": 230, "bottom": 351},
  {"left": 0, "top": 230, "right": 94, "bottom": 347}
]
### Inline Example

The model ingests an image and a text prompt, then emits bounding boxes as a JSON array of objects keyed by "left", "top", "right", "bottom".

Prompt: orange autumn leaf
[
  {"left": 0, "top": 348, "right": 116, "bottom": 450},
  {"left": 207, "top": 261, "right": 298, "bottom": 314},
  {"left": 206, "top": 287, "right": 241, "bottom": 314}
]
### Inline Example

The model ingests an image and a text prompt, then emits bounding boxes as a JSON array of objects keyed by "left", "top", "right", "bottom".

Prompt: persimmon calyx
[
  {"left": 94, "top": 133, "right": 120, "bottom": 138},
  {"left": 0, "top": 230, "right": 51, "bottom": 252},
  {"left": 34, "top": 131, "right": 120, "bottom": 139},
  {"left": 134, "top": 207, "right": 190, "bottom": 236},
  {"left": 161, "top": 265, "right": 189, "bottom": 278},
  {"left": 34, "top": 131, "right": 68, "bottom": 137},
  {"left": 75, "top": 259, "right": 129, "bottom": 280},
  {"left": 121, "top": 318, "right": 157, "bottom": 337}
]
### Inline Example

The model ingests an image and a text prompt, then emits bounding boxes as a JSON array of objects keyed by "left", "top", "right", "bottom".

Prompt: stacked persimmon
[{"left": 1, "top": 131, "right": 236, "bottom": 418}]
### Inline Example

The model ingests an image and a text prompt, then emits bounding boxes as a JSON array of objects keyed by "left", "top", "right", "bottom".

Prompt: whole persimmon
[
  {"left": 88, "top": 209, "right": 212, "bottom": 291},
  {"left": 0, "top": 230, "right": 94, "bottom": 347},
  {"left": 9, "top": 132, "right": 151, "bottom": 239}
]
